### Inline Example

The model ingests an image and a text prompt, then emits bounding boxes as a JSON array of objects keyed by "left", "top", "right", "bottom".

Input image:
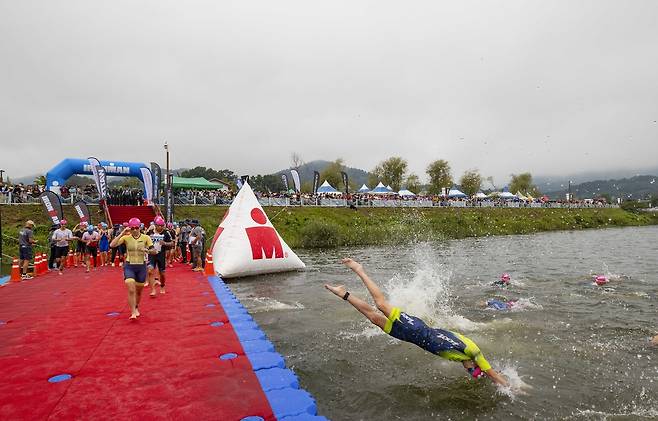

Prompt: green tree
[
  {"left": 600, "top": 193, "right": 612, "bottom": 204},
  {"left": 371, "top": 157, "right": 407, "bottom": 191},
  {"left": 404, "top": 174, "right": 421, "bottom": 193},
  {"left": 34, "top": 175, "right": 46, "bottom": 185},
  {"left": 459, "top": 170, "right": 482, "bottom": 197},
  {"left": 250, "top": 174, "right": 285, "bottom": 193},
  {"left": 320, "top": 158, "right": 344, "bottom": 189},
  {"left": 180, "top": 166, "right": 236, "bottom": 183},
  {"left": 426, "top": 160, "right": 453, "bottom": 195},
  {"left": 509, "top": 173, "right": 540, "bottom": 196}
]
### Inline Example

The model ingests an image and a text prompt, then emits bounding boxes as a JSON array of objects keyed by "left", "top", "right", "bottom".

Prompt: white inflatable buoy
[{"left": 211, "top": 182, "right": 305, "bottom": 278}]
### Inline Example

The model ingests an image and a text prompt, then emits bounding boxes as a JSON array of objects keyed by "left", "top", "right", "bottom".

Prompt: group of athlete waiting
[
  {"left": 45, "top": 216, "right": 207, "bottom": 320},
  {"left": 108, "top": 216, "right": 207, "bottom": 319}
]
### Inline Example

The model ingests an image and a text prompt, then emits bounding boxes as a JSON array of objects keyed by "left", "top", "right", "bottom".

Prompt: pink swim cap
[
  {"left": 60, "top": 219, "right": 67, "bottom": 225},
  {"left": 501, "top": 273, "right": 511, "bottom": 282},
  {"left": 166, "top": 222, "right": 174, "bottom": 229},
  {"left": 595, "top": 275, "right": 608, "bottom": 286},
  {"left": 128, "top": 217, "right": 141, "bottom": 228},
  {"left": 122, "top": 222, "right": 129, "bottom": 227},
  {"left": 154, "top": 215, "right": 165, "bottom": 226}
]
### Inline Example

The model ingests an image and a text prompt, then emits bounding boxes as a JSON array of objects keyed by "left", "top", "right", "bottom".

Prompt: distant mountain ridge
[
  {"left": 544, "top": 174, "right": 658, "bottom": 199},
  {"left": 273, "top": 160, "right": 371, "bottom": 187}
]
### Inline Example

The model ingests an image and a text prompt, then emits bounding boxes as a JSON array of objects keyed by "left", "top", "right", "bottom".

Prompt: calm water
[{"left": 228, "top": 226, "right": 658, "bottom": 420}]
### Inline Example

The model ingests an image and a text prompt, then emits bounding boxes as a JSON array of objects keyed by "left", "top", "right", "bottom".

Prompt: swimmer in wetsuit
[
  {"left": 480, "top": 298, "right": 518, "bottom": 310},
  {"left": 325, "top": 258, "right": 508, "bottom": 386}
]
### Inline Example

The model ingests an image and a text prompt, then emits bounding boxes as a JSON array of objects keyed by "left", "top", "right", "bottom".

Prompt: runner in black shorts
[
  {"left": 147, "top": 216, "right": 174, "bottom": 296},
  {"left": 110, "top": 217, "right": 157, "bottom": 320}
]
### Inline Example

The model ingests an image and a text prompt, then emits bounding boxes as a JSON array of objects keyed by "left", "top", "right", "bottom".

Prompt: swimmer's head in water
[
  {"left": 501, "top": 273, "right": 511, "bottom": 283},
  {"left": 595, "top": 275, "right": 608, "bottom": 286},
  {"left": 468, "top": 367, "right": 486, "bottom": 379}
]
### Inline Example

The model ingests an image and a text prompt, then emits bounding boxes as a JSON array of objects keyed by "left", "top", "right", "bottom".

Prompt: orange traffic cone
[
  {"left": 33, "top": 254, "right": 41, "bottom": 277},
  {"left": 42, "top": 253, "right": 48, "bottom": 274},
  {"left": 10, "top": 258, "right": 21, "bottom": 282},
  {"left": 204, "top": 252, "right": 214, "bottom": 275}
]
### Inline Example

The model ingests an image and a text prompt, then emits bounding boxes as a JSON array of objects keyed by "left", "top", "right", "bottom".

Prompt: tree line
[{"left": 175, "top": 158, "right": 541, "bottom": 196}]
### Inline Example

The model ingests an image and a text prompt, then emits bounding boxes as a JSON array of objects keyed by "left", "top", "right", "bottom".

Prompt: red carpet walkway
[{"left": 0, "top": 264, "right": 275, "bottom": 420}]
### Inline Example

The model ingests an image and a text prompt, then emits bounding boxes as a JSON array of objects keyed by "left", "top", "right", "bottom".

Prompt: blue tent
[
  {"left": 448, "top": 188, "right": 467, "bottom": 198},
  {"left": 370, "top": 182, "right": 392, "bottom": 194},
  {"left": 357, "top": 184, "right": 370, "bottom": 193},
  {"left": 317, "top": 180, "right": 341, "bottom": 194}
]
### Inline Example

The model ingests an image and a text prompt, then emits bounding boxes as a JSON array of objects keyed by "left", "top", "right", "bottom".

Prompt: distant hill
[
  {"left": 544, "top": 175, "right": 658, "bottom": 200},
  {"left": 273, "top": 160, "right": 371, "bottom": 187}
]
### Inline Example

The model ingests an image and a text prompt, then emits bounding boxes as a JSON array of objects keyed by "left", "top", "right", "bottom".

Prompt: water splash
[
  {"left": 382, "top": 243, "right": 483, "bottom": 332},
  {"left": 495, "top": 362, "right": 532, "bottom": 400},
  {"left": 509, "top": 298, "right": 543, "bottom": 312},
  {"left": 246, "top": 297, "right": 305, "bottom": 313}
]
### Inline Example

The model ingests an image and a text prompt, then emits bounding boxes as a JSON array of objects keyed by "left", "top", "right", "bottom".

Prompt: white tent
[
  {"left": 317, "top": 180, "right": 342, "bottom": 195},
  {"left": 474, "top": 191, "right": 488, "bottom": 199},
  {"left": 370, "top": 182, "right": 393, "bottom": 194},
  {"left": 448, "top": 188, "right": 467, "bottom": 198},
  {"left": 386, "top": 185, "right": 394, "bottom": 192},
  {"left": 357, "top": 184, "right": 370, "bottom": 193},
  {"left": 398, "top": 189, "right": 416, "bottom": 196}
]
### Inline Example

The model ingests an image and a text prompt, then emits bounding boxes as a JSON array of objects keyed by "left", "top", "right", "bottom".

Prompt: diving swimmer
[{"left": 325, "top": 258, "right": 508, "bottom": 386}]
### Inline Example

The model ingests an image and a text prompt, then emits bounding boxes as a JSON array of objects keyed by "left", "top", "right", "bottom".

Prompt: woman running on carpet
[
  {"left": 110, "top": 217, "right": 158, "bottom": 320},
  {"left": 325, "top": 258, "right": 508, "bottom": 386}
]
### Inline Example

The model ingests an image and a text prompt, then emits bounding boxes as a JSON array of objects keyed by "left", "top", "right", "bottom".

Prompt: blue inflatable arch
[{"left": 46, "top": 158, "right": 149, "bottom": 193}]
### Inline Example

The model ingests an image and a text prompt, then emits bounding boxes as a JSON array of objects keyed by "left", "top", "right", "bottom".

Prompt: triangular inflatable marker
[{"left": 212, "top": 182, "right": 305, "bottom": 278}]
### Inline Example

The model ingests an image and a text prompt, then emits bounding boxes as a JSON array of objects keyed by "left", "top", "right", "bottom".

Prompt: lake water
[{"left": 229, "top": 226, "right": 658, "bottom": 420}]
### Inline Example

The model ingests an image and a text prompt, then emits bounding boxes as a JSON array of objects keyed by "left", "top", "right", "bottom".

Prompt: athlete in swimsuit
[
  {"left": 110, "top": 217, "right": 158, "bottom": 320},
  {"left": 325, "top": 258, "right": 508, "bottom": 386}
]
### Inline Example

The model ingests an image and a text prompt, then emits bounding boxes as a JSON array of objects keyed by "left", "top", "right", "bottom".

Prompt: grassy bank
[{"left": 2, "top": 205, "right": 658, "bottom": 263}]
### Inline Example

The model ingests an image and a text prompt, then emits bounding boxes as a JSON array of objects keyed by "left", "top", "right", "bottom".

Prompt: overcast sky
[{"left": 1, "top": 0, "right": 657, "bottom": 184}]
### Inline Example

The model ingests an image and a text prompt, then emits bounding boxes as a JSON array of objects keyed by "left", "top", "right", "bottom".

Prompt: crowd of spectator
[
  {"left": 0, "top": 179, "right": 612, "bottom": 209},
  {"left": 107, "top": 188, "right": 145, "bottom": 205},
  {"left": 0, "top": 183, "right": 44, "bottom": 203}
]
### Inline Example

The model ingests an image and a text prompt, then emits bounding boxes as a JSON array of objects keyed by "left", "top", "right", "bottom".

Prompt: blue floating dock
[{"left": 208, "top": 276, "right": 328, "bottom": 420}]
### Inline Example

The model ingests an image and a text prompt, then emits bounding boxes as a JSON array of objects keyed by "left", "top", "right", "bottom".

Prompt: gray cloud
[{"left": 1, "top": 0, "right": 657, "bottom": 184}]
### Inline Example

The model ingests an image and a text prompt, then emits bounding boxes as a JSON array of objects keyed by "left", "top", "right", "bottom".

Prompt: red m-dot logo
[{"left": 246, "top": 208, "right": 283, "bottom": 260}]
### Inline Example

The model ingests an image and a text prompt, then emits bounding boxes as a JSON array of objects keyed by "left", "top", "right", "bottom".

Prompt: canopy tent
[
  {"left": 515, "top": 191, "right": 528, "bottom": 200},
  {"left": 386, "top": 185, "right": 394, "bottom": 191},
  {"left": 525, "top": 193, "right": 535, "bottom": 201},
  {"left": 448, "top": 188, "right": 467, "bottom": 198},
  {"left": 398, "top": 189, "right": 416, "bottom": 197},
  {"left": 316, "top": 180, "right": 342, "bottom": 195},
  {"left": 370, "top": 182, "right": 394, "bottom": 194},
  {"left": 357, "top": 184, "right": 370, "bottom": 193},
  {"left": 474, "top": 191, "right": 488, "bottom": 199},
  {"left": 171, "top": 176, "right": 226, "bottom": 190}
]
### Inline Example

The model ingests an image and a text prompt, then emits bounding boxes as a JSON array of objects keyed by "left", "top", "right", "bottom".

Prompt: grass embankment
[{"left": 2, "top": 205, "right": 658, "bottom": 262}]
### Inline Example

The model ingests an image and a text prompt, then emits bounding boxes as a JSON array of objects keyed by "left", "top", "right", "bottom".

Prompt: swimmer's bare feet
[
  {"left": 135, "top": 308, "right": 140, "bottom": 317},
  {"left": 160, "top": 287, "right": 166, "bottom": 294},
  {"left": 341, "top": 258, "right": 363, "bottom": 273},
  {"left": 150, "top": 291, "right": 156, "bottom": 297},
  {"left": 129, "top": 313, "right": 137, "bottom": 320},
  {"left": 325, "top": 284, "right": 347, "bottom": 298}
]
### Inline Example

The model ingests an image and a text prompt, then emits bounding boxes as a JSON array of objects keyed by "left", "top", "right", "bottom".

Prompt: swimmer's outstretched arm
[{"left": 486, "top": 368, "right": 508, "bottom": 386}]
